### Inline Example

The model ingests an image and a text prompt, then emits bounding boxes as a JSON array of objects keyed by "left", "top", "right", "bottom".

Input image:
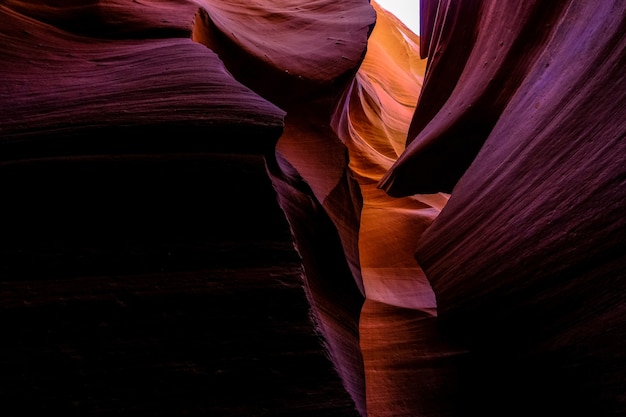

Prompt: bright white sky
[{"left": 375, "top": 0, "right": 420, "bottom": 35}]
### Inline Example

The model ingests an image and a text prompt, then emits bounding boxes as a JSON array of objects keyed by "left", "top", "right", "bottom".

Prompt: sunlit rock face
[
  {"left": 2, "top": 0, "right": 626, "bottom": 417},
  {"left": 330, "top": 4, "right": 461, "bottom": 416}
]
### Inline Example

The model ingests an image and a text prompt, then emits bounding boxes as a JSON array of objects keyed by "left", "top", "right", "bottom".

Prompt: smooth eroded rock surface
[{"left": 3, "top": 0, "right": 626, "bottom": 416}]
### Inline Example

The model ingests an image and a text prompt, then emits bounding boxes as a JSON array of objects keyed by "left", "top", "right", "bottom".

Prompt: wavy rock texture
[
  {"left": 0, "top": 1, "right": 371, "bottom": 416},
  {"left": 380, "top": 1, "right": 626, "bottom": 416},
  {"left": 330, "top": 4, "right": 462, "bottom": 416},
  {"left": 0, "top": 1, "right": 287, "bottom": 156},
  {"left": 2, "top": 0, "right": 626, "bottom": 417},
  {"left": 259, "top": 3, "right": 461, "bottom": 415}
]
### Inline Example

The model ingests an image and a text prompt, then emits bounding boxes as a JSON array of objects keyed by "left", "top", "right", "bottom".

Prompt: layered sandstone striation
[
  {"left": 2, "top": 1, "right": 626, "bottom": 416},
  {"left": 380, "top": 1, "right": 626, "bottom": 416}
]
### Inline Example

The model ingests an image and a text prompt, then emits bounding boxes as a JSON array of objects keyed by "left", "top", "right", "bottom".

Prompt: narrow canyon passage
[{"left": 1, "top": 1, "right": 626, "bottom": 416}]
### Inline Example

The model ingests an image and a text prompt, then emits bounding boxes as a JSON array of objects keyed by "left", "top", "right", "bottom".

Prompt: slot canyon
[{"left": 1, "top": 1, "right": 625, "bottom": 416}]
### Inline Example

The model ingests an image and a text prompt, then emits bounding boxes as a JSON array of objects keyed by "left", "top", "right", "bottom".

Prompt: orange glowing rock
[{"left": 3, "top": 0, "right": 626, "bottom": 416}]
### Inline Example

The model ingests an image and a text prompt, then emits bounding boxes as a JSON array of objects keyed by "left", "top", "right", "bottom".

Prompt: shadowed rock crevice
[
  {"left": 0, "top": 2, "right": 368, "bottom": 416},
  {"left": 2, "top": 0, "right": 626, "bottom": 416}
]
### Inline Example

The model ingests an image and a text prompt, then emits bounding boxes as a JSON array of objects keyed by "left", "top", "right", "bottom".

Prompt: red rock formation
[
  {"left": 331, "top": 5, "right": 462, "bottom": 415},
  {"left": 380, "top": 1, "right": 626, "bottom": 416},
  {"left": 0, "top": 1, "right": 285, "bottom": 156},
  {"left": 0, "top": 1, "right": 374, "bottom": 416},
  {"left": 3, "top": 0, "right": 626, "bottom": 416}
]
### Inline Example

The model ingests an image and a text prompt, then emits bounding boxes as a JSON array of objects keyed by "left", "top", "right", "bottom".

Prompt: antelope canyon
[{"left": 1, "top": 1, "right": 625, "bottom": 416}]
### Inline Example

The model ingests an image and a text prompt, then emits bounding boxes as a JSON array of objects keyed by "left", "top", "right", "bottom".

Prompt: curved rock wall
[
  {"left": 381, "top": 1, "right": 626, "bottom": 416},
  {"left": 2, "top": 0, "right": 626, "bottom": 416}
]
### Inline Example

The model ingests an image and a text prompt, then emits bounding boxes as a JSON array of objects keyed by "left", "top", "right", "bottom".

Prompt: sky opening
[{"left": 375, "top": 0, "right": 420, "bottom": 35}]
